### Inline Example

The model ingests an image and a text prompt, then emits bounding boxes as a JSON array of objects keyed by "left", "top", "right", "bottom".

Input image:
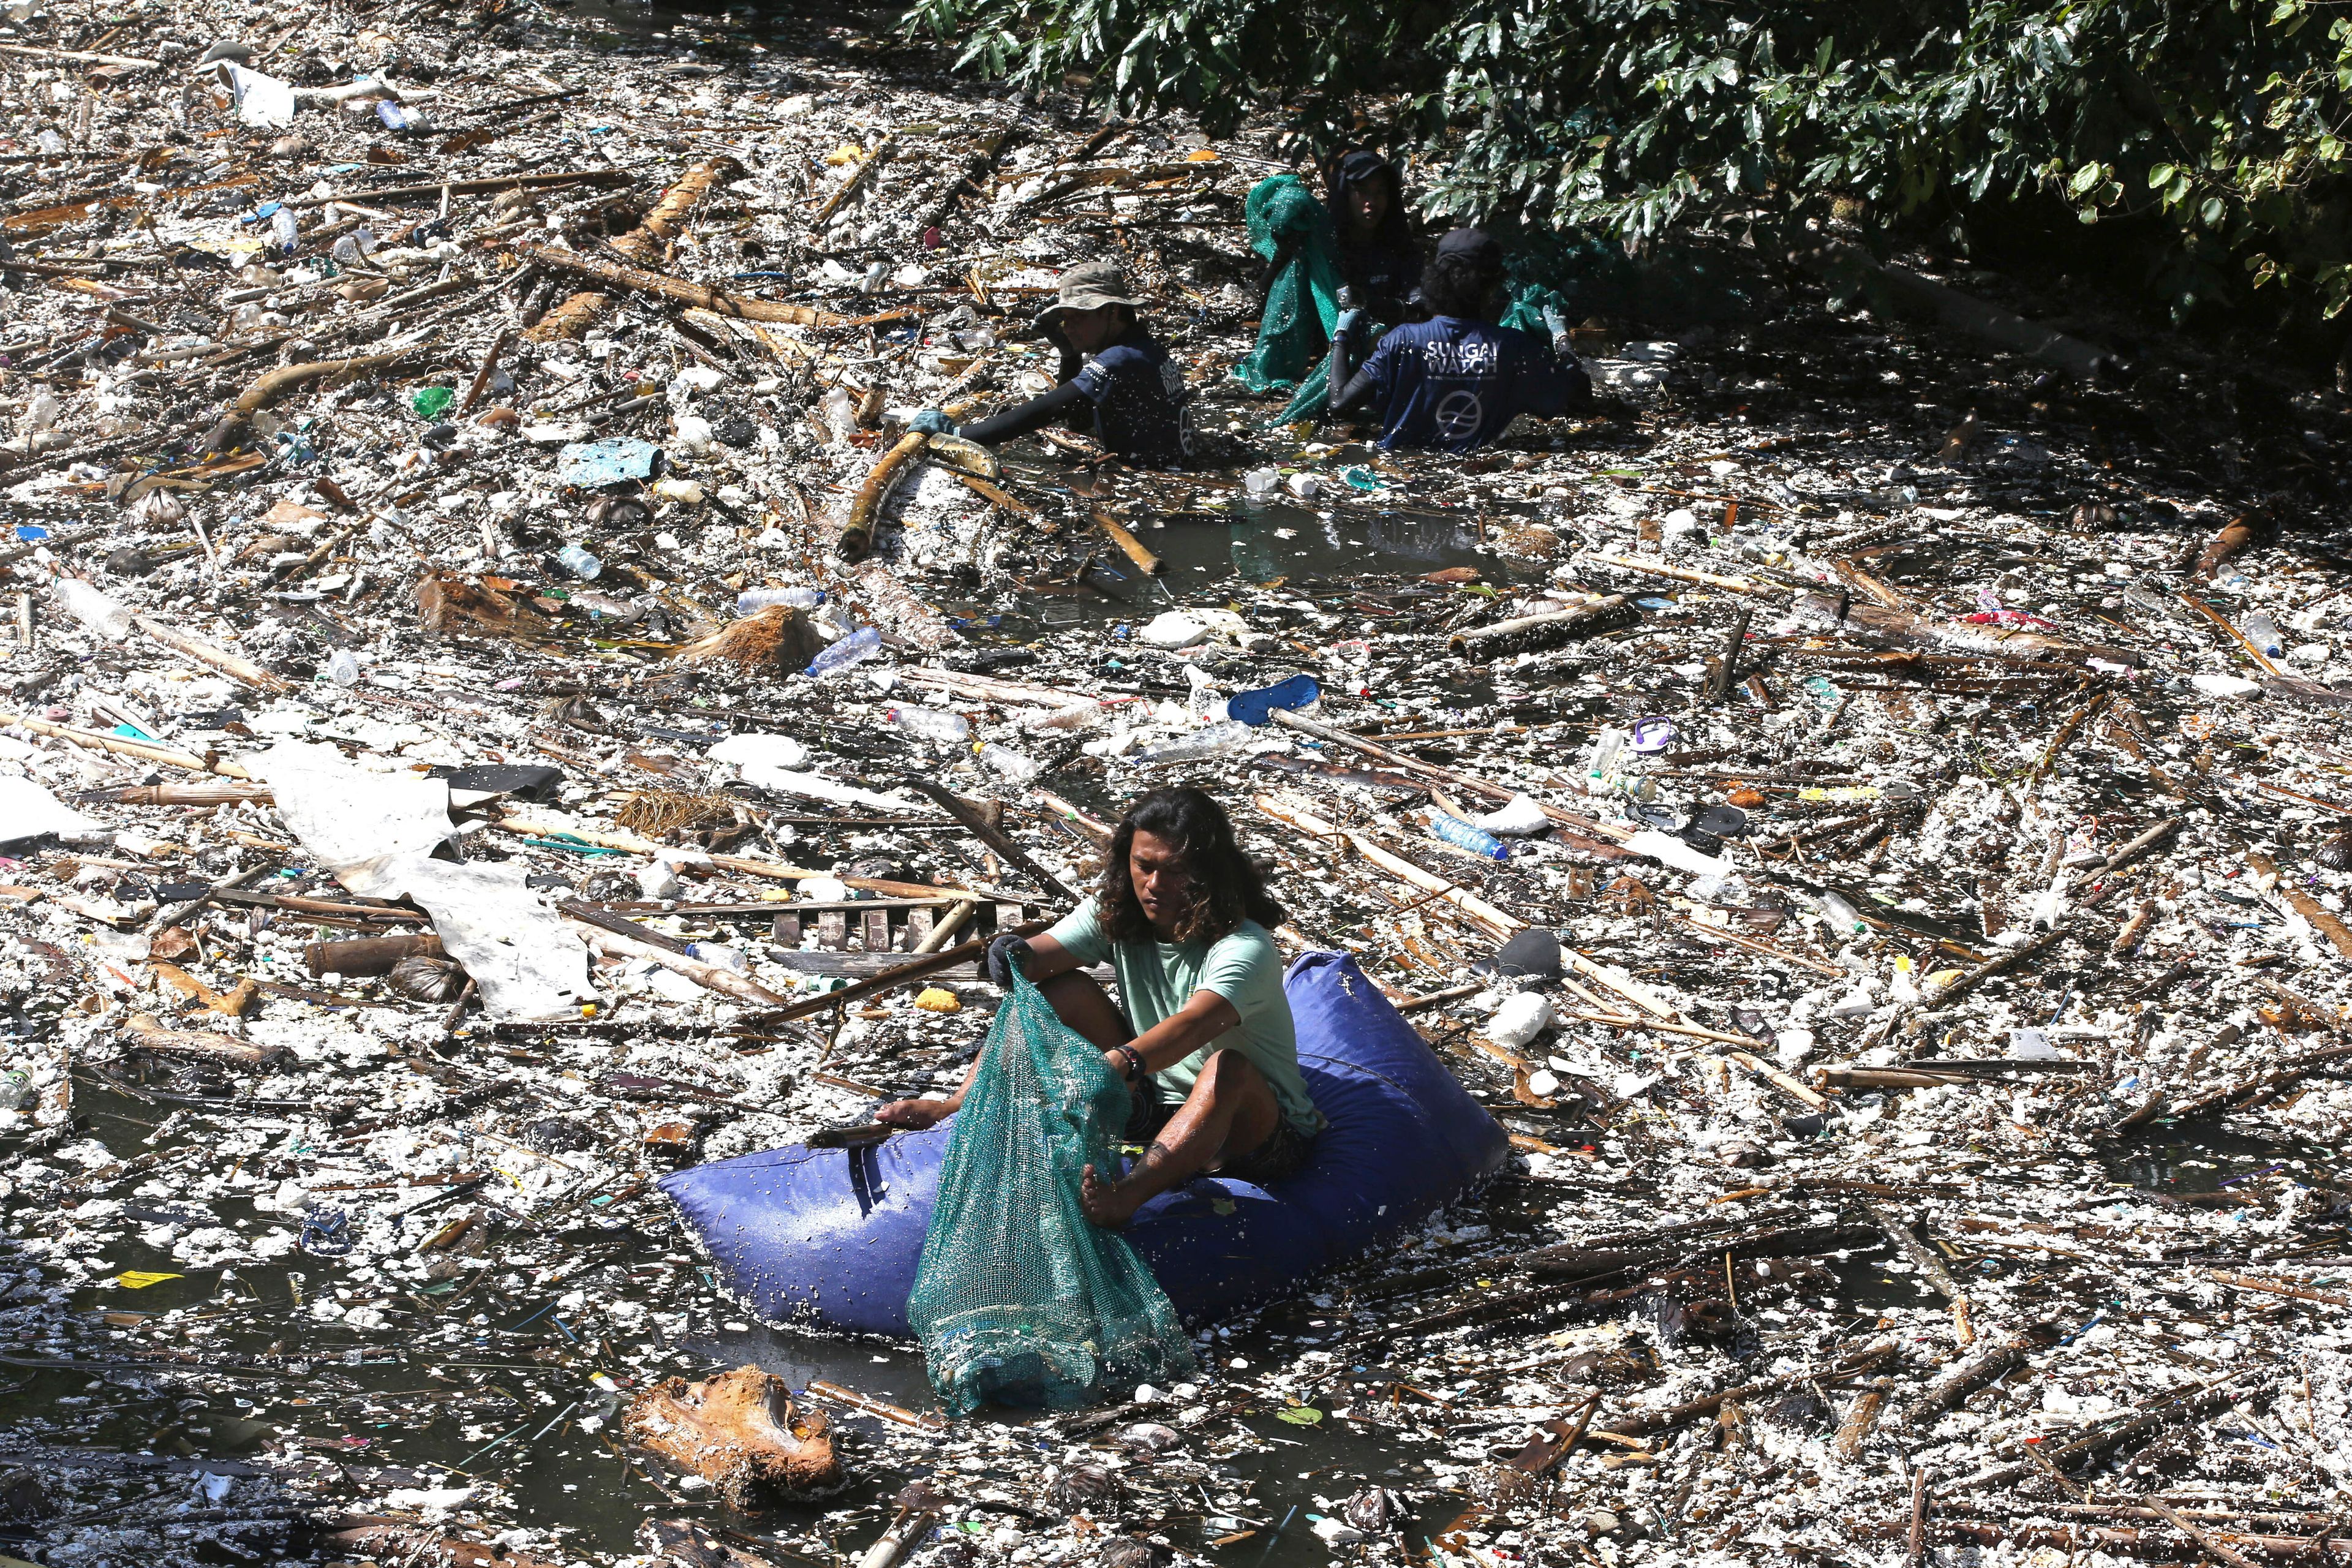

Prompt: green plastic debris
[
  {"left": 412, "top": 386, "right": 454, "bottom": 421},
  {"left": 1276, "top": 1406, "right": 1324, "bottom": 1425},
  {"left": 908, "top": 967, "right": 1195, "bottom": 1415}
]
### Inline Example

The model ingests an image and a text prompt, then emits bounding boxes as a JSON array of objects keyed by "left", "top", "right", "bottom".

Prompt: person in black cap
[
  {"left": 911, "top": 258, "right": 1192, "bottom": 467},
  {"left": 1324, "top": 148, "right": 1423, "bottom": 323},
  {"left": 1323, "top": 228, "right": 1591, "bottom": 453}
]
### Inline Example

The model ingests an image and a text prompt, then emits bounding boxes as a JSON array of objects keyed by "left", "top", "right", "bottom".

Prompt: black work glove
[{"left": 986, "top": 933, "right": 1033, "bottom": 988}]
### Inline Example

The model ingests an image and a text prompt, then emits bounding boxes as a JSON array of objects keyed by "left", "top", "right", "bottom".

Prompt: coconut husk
[
  {"left": 669, "top": 605, "right": 825, "bottom": 670},
  {"left": 624, "top": 1365, "right": 840, "bottom": 1505},
  {"left": 615, "top": 788, "right": 739, "bottom": 835},
  {"left": 418, "top": 573, "right": 552, "bottom": 639}
]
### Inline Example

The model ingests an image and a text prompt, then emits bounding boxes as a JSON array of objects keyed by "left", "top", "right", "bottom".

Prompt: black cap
[
  {"left": 1436, "top": 228, "right": 1502, "bottom": 267},
  {"left": 1335, "top": 150, "right": 1389, "bottom": 189}
]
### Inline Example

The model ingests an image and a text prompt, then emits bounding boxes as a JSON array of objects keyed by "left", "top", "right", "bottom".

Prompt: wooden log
[
  {"left": 1792, "top": 589, "right": 2141, "bottom": 669},
  {"left": 1448, "top": 595, "right": 1637, "bottom": 659},
  {"left": 133, "top": 615, "right": 288, "bottom": 692},
  {"left": 0, "top": 712, "right": 255, "bottom": 778},
  {"left": 522, "top": 243, "right": 914, "bottom": 331},
  {"left": 1885, "top": 1520, "right": 2350, "bottom": 1565},
  {"left": 232, "top": 345, "right": 430, "bottom": 417},
  {"left": 1899, "top": 1333, "right": 2024, "bottom": 1429},
  {"left": 839, "top": 432, "right": 931, "bottom": 562},
  {"left": 568, "top": 919, "right": 795, "bottom": 1011},
  {"left": 900, "top": 776, "right": 1079, "bottom": 904},
  {"left": 1794, "top": 239, "right": 2112, "bottom": 380},
  {"left": 2247, "top": 849, "right": 2352, "bottom": 961},
  {"left": 1833, "top": 1376, "right": 1889, "bottom": 1460},
  {"left": 1268, "top": 710, "right": 1632, "bottom": 841},
  {"left": 1596, "top": 1343, "right": 1897, "bottom": 1438},
  {"left": 306, "top": 935, "right": 445, "bottom": 978},
  {"left": 761, "top": 918, "right": 1055, "bottom": 1022},
  {"left": 1091, "top": 508, "right": 1164, "bottom": 576},
  {"left": 122, "top": 1013, "right": 279, "bottom": 1065}
]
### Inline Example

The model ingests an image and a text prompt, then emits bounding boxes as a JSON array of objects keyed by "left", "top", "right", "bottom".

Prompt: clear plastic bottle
[
  {"left": 2240, "top": 610, "right": 2284, "bottom": 658},
  {"left": 0, "top": 1069, "right": 32, "bottom": 1112},
  {"left": 974, "top": 741, "right": 1041, "bottom": 782},
  {"left": 22, "top": 389, "right": 59, "bottom": 435},
  {"left": 1132, "top": 720, "right": 1255, "bottom": 767},
  {"left": 556, "top": 545, "right": 602, "bottom": 581},
  {"left": 270, "top": 207, "right": 299, "bottom": 252},
  {"left": 1022, "top": 702, "right": 1098, "bottom": 732},
  {"left": 806, "top": 625, "right": 882, "bottom": 677},
  {"left": 820, "top": 385, "right": 858, "bottom": 443},
  {"left": 885, "top": 706, "right": 971, "bottom": 744},
  {"left": 687, "top": 941, "right": 748, "bottom": 973},
  {"left": 324, "top": 649, "right": 362, "bottom": 688},
  {"left": 1428, "top": 811, "right": 1511, "bottom": 860},
  {"left": 53, "top": 577, "right": 132, "bottom": 641},
  {"left": 736, "top": 586, "right": 824, "bottom": 614},
  {"left": 1812, "top": 889, "right": 1864, "bottom": 932}
]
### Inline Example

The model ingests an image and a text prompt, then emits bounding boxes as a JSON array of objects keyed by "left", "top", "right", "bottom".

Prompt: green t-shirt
[{"left": 1045, "top": 895, "right": 1324, "bottom": 1137}]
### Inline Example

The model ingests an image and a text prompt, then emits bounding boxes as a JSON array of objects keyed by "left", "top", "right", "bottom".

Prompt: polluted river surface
[{"left": 9, "top": 0, "right": 2352, "bottom": 1561}]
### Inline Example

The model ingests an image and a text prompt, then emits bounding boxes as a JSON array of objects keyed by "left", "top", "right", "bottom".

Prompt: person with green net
[
  {"left": 1232, "top": 151, "right": 1425, "bottom": 420},
  {"left": 1324, "top": 149, "right": 1422, "bottom": 323},
  {"left": 876, "top": 786, "right": 1322, "bottom": 1227}
]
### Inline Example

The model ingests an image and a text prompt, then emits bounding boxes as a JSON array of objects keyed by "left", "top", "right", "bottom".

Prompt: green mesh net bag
[
  {"left": 1231, "top": 175, "right": 1346, "bottom": 397},
  {"left": 907, "top": 968, "right": 1196, "bottom": 1417}
]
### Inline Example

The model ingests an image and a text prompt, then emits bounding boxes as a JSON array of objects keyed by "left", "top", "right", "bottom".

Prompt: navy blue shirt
[
  {"left": 1356, "top": 316, "right": 1588, "bottom": 453},
  {"left": 1071, "top": 328, "right": 1192, "bottom": 467}
]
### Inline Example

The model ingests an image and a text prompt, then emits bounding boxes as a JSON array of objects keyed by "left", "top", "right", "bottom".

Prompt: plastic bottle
[
  {"left": 1428, "top": 811, "right": 1511, "bottom": 860},
  {"left": 324, "top": 649, "right": 361, "bottom": 688},
  {"left": 1812, "top": 889, "right": 1864, "bottom": 932},
  {"left": 975, "top": 742, "right": 1041, "bottom": 781},
  {"left": 1242, "top": 467, "right": 1280, "bottom": 498},
  {"left": 806, "top": 625, "right": 882, "bottom": 677},
  {"left": 0, "top": 1069, "right": 33, "bottom": 1112},
  {"left": 1132, "top": 720, "right": 1255, "bottom": 767},
  {"left": 1022, "top": 702, "right": 1098, "bottom": 732},
  {"left": 2240, "top": 610, "right": 2284, "bottom": 658},
  {"left": 1541, "top": 302, "right": 1575, "bottom": 360},
  {"left": 736, "top": 586, "right": 824, "bottom": 614},
  {"left": 556, "top": 544, "right": 602, "bottom": 581},
  {"left": 23, "top": 389, "right": 59, "bottom": 435},
  {"left": 885, "top": 706, "right": 971, "bottom": 744},
  {"left": 820, "top": 385, "right": 858, "bottom": 443},
  {"left": 1228, "top": 674, "right": 1319, "bottom": 726},
  {"left": 687, "top": 941, "right": 748, "bottom": 973},
  {"left": 331, "top": 228, "right": 375, "bottom": 264},
  {"left": 53, "top": 576, "right": 132, "bottom": 641}
]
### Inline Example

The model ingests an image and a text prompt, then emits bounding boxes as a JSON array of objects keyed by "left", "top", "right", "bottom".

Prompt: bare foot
[
  {"left": 875, "top": 1098, "right": 949, "bottom": 1130},
  {"left": 1079, "top": 1162, "right": 1147, "bottom": 1229}
]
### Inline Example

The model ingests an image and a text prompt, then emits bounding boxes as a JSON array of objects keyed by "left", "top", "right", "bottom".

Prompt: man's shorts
[{"left": 1123, "top": 1070, "right": 1317, "bottom": 1188}]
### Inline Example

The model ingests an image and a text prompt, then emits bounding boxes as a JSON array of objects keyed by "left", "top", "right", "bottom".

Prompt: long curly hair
[{"left": 1098, "top": 786, "right": 1287, "bottom": 948}]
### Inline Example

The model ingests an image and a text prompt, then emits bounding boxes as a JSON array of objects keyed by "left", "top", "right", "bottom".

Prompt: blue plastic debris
[
  {"left": 557, "top": 437, "right": 661, "bottom": 488},
  {"left": 12, "top": 525, "right": 47, "bottom": 542}
]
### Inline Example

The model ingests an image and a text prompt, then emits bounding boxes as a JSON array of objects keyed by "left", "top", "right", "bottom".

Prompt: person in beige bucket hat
[{"left": 910, "top": 258, "right": 1193, "bottom": 467}]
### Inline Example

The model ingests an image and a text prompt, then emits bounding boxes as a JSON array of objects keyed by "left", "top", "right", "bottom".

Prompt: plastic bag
[{"left": 907, "top": 968, "right": 1194, "bottom": 1416}]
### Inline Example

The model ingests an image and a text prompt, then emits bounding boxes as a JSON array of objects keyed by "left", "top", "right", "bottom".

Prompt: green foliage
[{"left": 899, "top": 0, "right": 2352, "bottom": 325}]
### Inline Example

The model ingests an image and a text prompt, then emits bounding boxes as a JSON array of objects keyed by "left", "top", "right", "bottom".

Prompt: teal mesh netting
[
  {"left": 1231, "top": 175, "right": 1346, "bottom": 396},
  {"left": 907, "top": 968, "right": 1195, "bottom": 1417}
]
